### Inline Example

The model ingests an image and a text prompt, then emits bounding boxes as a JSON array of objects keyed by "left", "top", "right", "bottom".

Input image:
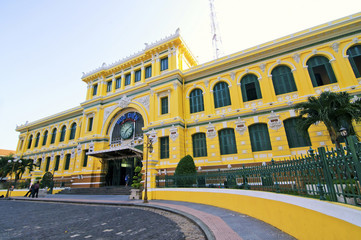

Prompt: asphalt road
[{"left": 0, "top": 200, "right": 186, "bottom": 240}]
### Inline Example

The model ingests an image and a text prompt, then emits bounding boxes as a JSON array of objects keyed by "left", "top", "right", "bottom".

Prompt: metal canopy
[{"left": 87, "top": 146, "right": 143, "bottom": 159}]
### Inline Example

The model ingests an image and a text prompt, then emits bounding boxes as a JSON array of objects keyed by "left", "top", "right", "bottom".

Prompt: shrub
[
  {"left": 131, "top": 166, "right": 143, "bottom": 189},
  {"left": 175, "top": 155, "right": 196, "bottom": 187}
]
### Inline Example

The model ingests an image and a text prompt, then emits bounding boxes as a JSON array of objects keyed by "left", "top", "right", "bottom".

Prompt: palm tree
[
  {"left": 0, "top": 156, "right": 36, "bottom": 184},
  {"left": 293, "top": 91, "right": 361, "bottom": 148}
]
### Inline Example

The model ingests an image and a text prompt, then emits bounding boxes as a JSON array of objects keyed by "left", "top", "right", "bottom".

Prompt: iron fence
[{"left": 156, "top": 135, "right": 361, "bottom": 206}]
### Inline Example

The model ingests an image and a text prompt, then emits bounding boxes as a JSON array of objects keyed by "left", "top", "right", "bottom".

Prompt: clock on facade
[{"left": 120, "top": 121, "right": 134, "bottom": 139}]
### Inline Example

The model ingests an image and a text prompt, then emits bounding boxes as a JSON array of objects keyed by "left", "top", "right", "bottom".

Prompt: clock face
[{"left": 120, "top": 121, "right": 134, "bottom": 139}]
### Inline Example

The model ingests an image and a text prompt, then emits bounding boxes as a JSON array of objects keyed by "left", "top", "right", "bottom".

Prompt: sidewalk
[{"left": 11, "top": 194, "right": 295, "bottom": 240}]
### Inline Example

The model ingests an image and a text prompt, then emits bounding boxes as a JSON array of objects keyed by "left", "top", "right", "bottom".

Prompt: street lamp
[
  {"left": 5, "top": 158, "right": 22, "bottom": 198},
  {"left": 143, "top": 133, "right": 153, "bottom": 203}
]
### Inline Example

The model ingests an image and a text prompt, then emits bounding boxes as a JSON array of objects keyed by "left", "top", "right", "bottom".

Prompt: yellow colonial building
[{"left": 15, "top": 13, "right": 361, "bottom": 191}]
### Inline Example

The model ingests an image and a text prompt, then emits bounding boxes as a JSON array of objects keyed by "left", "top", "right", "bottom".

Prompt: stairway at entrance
[{"left": 57, "top": 186, "right": 132, "bottom": 195}]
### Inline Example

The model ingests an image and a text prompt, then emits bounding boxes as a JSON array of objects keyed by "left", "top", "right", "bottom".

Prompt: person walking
[{"left": 24, "top": 184, "right": 33, "bottom": 197}]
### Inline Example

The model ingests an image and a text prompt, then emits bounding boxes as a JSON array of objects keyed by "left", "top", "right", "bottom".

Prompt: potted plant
[{"left": 129, "top": 166, "right": 143, "bottom": 200}]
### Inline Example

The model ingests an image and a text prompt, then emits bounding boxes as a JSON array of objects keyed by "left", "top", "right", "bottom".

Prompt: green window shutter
[
  {"left": 192, "top": 133, "right": 207, "bottom": 157},
  {"left": 161, "top": 57, "right": 168, "bottom": 71},
  {"left": 218, "top": 128, "right": 237, "bottom": 155},
  {"left": 241, "top": 74, "right": 262, "bottom": 102},
  {"left": 115, "top": 77, "right": 121, "bottom": 89},
  {"left": 83, "top": 150, "right": 88, "bottom": 167},
  {"left": 88, "top": 117, "right": 93, "bottom": 131},
  {"left": 93, "top": 84, "right": 98, "bottom": 96},
  {"left": 213, "top": 82, "right": 231, "bottom": 108},
  {"left": 145, "top": 66, "right": 152, "bottom": 78},
  {"left": 161, "top": 97, "right": 168, "bottom": 114},
  {"left": 60, "top": 126, "right": 66, "bottom": 142},
  {"left": 160, "top": 137, "right": 169, "bottom": 159},
  {"left": 42, "top": 131, "right": 48, "bottom": 146},
  {"left": 135, "top": 70, "right": 141, "bottom": 82},
  {"left": 125, "top": 74, "right": 131, "bottom": 86},
  {"left": 307, "top": 56, "right": 337, "bottom": 87},
  {"left": 271, "top": 66, "right": 297, "bottom": 95},
  {"left": 284, "top": 118, "right": 311, "bottom": 148},
  {"left": 190, "top": 89, "right": 204, "bottom": 113},
  {"left": 69, "top": 123, "right": 76, "bottom": 140},
  {"left": 64, "top": 154, "right": 71, "bottom": 170},
  {"left": 27, "top": 135, "right": 33, "bottom": 149},
  {"left": 249, "top": 124, "right": 272, "bottom": 152},
  {"left": 51, "top": 128, "right": 57, "bottom": 144},
  {"left": 45, "top": 157, "right": 50, "bottom": 172},
  {"left": 54, "top": 156, "right": 60, "bottom": 171},
  {"left": 106, "top": 81, "right": 112, "bottom": 92},
  {"left": 347, "top": 45, "right": 361, "bottom": 78},
  {"left": 34, "top": 134, "right": 40, "bottom": 147}
]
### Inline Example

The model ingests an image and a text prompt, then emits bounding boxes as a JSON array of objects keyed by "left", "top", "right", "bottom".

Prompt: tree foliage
[
  {"left": 293, "top": 91, "right": 361, "bottom": 148},
  {"left": 0, "top": 156, "right": 36, "bottom": 183}
]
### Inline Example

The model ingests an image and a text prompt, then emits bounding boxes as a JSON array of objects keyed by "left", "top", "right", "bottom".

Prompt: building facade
[{"left": 15, "top": 13, "right": 361, "bottom": 191}]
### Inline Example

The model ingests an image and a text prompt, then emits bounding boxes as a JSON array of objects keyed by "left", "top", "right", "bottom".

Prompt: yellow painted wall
[{"left": 152, "top": 189, "right": 361, "bottom": 240}]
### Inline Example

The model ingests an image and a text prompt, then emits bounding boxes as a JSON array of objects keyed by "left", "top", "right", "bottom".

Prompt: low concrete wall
[
  {"left": 151, "top": 188, "right": 361, "bottom": 240},
  {"left": 0, "top": 188, "right": 64, "bottom": 197}
]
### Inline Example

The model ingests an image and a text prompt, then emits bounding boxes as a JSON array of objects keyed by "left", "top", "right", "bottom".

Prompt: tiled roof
[{"left": 0, "top": 149, "right": 15, "bottom": 156}]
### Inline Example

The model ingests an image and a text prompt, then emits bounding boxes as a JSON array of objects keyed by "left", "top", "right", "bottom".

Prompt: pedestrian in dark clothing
[
  {"left": 24, "top": 184, "right": 33, "bottom": 197},
  {"left": 32, "top": 182, "right": 40, "bottom": 198}
]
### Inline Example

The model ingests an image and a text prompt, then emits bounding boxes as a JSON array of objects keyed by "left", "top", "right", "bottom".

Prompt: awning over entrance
[{"left": 87, "top": 146, "right": 143, "bottom": 159}]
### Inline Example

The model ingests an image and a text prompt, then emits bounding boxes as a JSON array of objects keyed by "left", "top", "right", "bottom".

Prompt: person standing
[
  {"left": 32, "top": 182, "right": 40, "bottom": 198},
  {"left": 125, "top": 174, "right": 130, "bottom": 187}
]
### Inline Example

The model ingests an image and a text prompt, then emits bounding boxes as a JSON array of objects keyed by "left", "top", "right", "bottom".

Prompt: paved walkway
[{"left": 11, "top": 195, "right": 295, "bottom": 240}]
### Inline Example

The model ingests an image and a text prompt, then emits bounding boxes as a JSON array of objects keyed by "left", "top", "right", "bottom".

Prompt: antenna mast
[{"left": 209, "top": 0, "right": 224, "bottom": 59}]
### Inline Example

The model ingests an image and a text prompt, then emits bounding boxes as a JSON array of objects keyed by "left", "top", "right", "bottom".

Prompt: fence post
[
  {"left": 347, "top": 135, "right": 361, "bottom": 181},
  {"left": 318, "top": 147, "right": 337, "bottom": 201},
  {"left": 271, "top": 159, "right": 280, "bottom": 193}
]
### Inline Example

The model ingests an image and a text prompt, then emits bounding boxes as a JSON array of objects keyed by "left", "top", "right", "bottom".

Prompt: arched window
[
  {"left": 240, "top": 74, "right": 262, "bottom": 102},
  {"left": 37, "top": 158, "right": 42, "bottom": 170},
  {"left": 60, "top": 125, "right": 66, "bottom": 142},
  {"left": 307, "top": 56, "right": 337, "bottom": 87},
  {"left": 69, "top": 123, "right": 77, "bottom": 140},
  {"left": 34, "top": 133, "right": 40, "bottom": 148},
  {"left": 189, "top": 89, "right": 204, "bottom": 113},
  {"left": 27, "top": 135, "right": 33, "bottom": 149},
  {"left": 347, "top": 45, "right": 361, "bottom": 78},
  {"left": 54, "top": 155, "right": 60, "bottom": 171},
  {"left": 51, "top": 128, "right": 57, "bottom": 144},
  {"left": 42, "top": 131, "right": 48, "bottom": 146},
  {"left": 213, "top": 82, "right": 231, "bottom": 108},
  {"left": 192, "top": 133, "right": 207, "bottom": 157},
  {"left": 271, "top": 65, "right": 297, "bottom": 95},
  {"left": 283, "top": 118, "right": 311, "bottom": 148},
  {"left": 249, "top": 124, "right": 272, "bottom": 152},
  {"left": 218, "top": 128, "right": 237, "bottom": 155},
  {"left": 45, "top": 157, "right": 51, "bottom": 172},
  {"left": 64, "top": 154, "right": 71, "bottom": 170}
]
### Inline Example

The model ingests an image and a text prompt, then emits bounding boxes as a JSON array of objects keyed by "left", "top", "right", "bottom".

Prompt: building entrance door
[{"left": 105, "top": 158, "right": 141, "bottom": 186}]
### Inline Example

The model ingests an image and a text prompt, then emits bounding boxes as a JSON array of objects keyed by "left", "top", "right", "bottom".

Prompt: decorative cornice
[{"left": 81, "top": 29, "right": 181, "bottom": 79}]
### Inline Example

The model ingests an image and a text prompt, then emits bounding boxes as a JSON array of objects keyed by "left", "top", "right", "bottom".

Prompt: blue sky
[{"left": 0, "top": 0, "right": 360, "bottom": 150}]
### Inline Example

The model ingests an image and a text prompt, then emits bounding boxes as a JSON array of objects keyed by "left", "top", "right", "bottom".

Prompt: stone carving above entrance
[
  {"left": 118, "top": 95, "right": 133, "bottom": 109},
  {"left": 135, "top": 95, "right": 150, "bottom": 112}
]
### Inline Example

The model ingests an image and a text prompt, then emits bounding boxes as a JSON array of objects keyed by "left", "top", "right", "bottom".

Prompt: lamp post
[
  {"left": 143, "top": 133, "right": 153, "bottom": 203},
  {"left": 5, "top": 157, "right": 21, "bottom": 198}
]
